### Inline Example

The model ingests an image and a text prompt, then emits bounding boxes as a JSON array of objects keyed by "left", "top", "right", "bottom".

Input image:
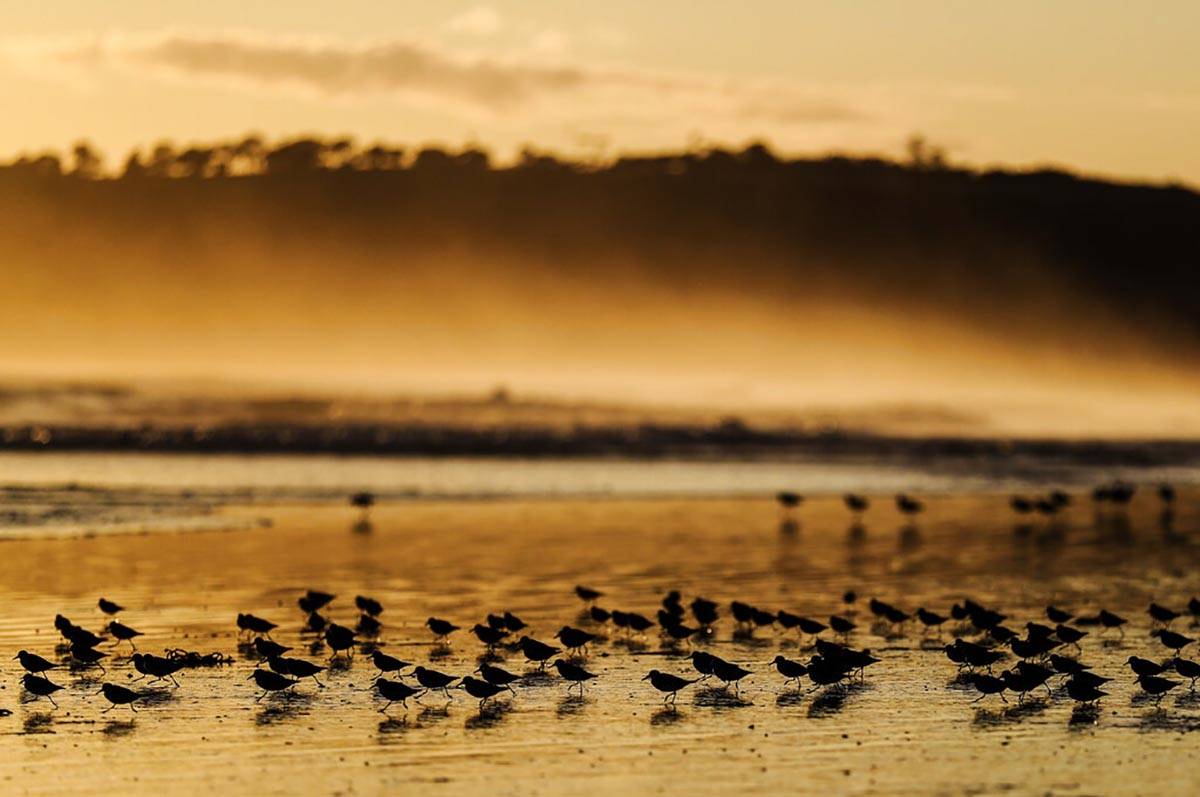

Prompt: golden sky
[{"left": 2, "top": 1, "right": 1199, "bottom": 182}]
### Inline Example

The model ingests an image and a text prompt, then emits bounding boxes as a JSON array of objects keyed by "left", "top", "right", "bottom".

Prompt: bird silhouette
[
  {"left": 426, "top": 617, "right": 459, "bottom": 641},
  {"left": 249, "top": 669, "right": 299, "bottom": 701},
  {"left": 132, "top": 653, "right": 184, "bottom": 687},
  {"left": 459, "top": 676, "right": 507, "bottom": 708},
  {"left": 371, "top": 650, "right": 412, "bottom": 678},
  {"left": 710, "top": 658, "right": 752, "bottom": 694},
  {"left": 643, "top": 670, "right": 697, "bottom": 705},
  {"left": 268, "top": 656, "right": 326, "bottom": 687},
  {"left": 553, "top": 660, "right": 597, "bottom": 693},
  {"left": 472, "top": 623, "right": 509, "bottom": 650},
  {"left": 324, "top": 623, "right": 358, "bottom": 658},
  {"left": 475, "top": 663, "right": 520, "bottom": 694},
  {"left": 98, "top": 598, "right": 124, "bottom": 616},
  {"left": 254, "top": 638, "right": 292, "bottom": 661},
  {"left": 844, "top": 494, "right": 870, "bottom": 515},
  {"left": 518, "top": 636, "right": 560, "bottom": 668},
  {"left": 14, "top": 650, "right": 57, "bottom": 675},
  {"left": 236, "top": 613, "right": 277, "bottom": 638},
  {"left": 1137, "top": 674, "right": 1181, "bottom": 704},
  {"left": 355, "top": 595, "right": 383, "bottom": 616},
  {"left": 413, "top": 666, "right": 458, "bottom": 699},
  {"left": 98, "top": 683, "right": 142, "bottom": 713},
  {"left": 574, "top": 585, "right": 602, "bottom": 604},
  {"left": 375, "top": 678, "right": 423, "bottom": 712},
  {"left": 553, "top": 626, "right": 596, "bottom": 655},
  {"left": 1152, "top": 628, "right": 1194, "bottom": 654},
  {"left": 22, "top": 674, "right": 64, "bottom": 708},
  {"left": 1065, "top": 678, "right": 1108, "bottom": 705},
  {"left": 771, "top": 655, "right": 808, "bottom": 688}
]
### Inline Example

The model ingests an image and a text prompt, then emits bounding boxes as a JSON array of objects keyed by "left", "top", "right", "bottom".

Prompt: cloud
[
  {"left": 447, "top": 6, "right": 503, "bottom": 37},
  {"left": 0, "top": 30, "right": 866, "bottom": 128}
]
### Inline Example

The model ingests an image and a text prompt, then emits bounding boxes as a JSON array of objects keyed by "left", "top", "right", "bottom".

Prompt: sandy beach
[{"left": 1, "top": 490, "right": 1197, "bottom": 796}]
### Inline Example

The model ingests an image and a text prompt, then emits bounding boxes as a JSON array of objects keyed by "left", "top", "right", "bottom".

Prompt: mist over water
[{"left": 3, "top": 153, "right": 1199, "bottom": 438}]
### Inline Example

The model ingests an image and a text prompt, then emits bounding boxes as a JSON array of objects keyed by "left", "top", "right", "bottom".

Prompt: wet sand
[{"left": 1, "top": 492, "right": 1198, "bottom": 795}]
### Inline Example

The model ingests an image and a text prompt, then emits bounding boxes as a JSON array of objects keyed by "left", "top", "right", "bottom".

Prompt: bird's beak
[
  {"left": 641, "top": 674, "right": 650, "bottom": 681},
  {"left": 246, "top": 672, "right": 256, "bottom": 680},
  {"left": 473, "top": 666, "right": 481, "bottom": 673},
  {"left": 11, "top": 655, "right": 18, "bottom": 660}
]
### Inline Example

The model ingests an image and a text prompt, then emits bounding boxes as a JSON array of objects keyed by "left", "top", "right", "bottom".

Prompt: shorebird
[
  {"left": 1065, "top": 678, "right": 1108, "bottom": 705},
  {"left": 71, "top": 644, "right": 108, "bottom": 673},
  {"left": 298, "top": 590, "right": 336, "bottom": 614},
  {"left": 590, "top": 606, "right": 611, "bottom": 624},
  {"left": 1149, "top": 603, "right": 1181, "bottom": 626},
  {"left": 459, "top": 676, "right": 506, "bottom": 708},
  {"left": 1137, "top": 674, "right": 1181, "bottom": 705},
  {"left": 303, "top": 612, "right": 328, "bottom": 633},
  {"left": 777, "top": 611, "right": 826, "bottom": 640},
  {"left": 895, "top": 494, "right": 924, "bottom": 517},
  {"left": 916, "top": 608, "right": 948, "bottom": 634},
  {"left": 268, "top": 656, "right": 326, "bottom": 687},
  {"left": 518, "top": 636, "right": 560, "bottom": 668},
  {"left": 236, "top": 613, "right": 277, "bottom": 639},
  {"left": 350, "top": 491, "right": 375, "bottom": 514},
  {"left": 355, "top": 595, "right": 383, "bottom": 617},
  {"left": 624, "top": 612, "right": 654, "bottom": 634},
  {"left": 1046, "top": 605, "right": 1073, "bottom": 624},
  {"left": 98, "top": 683, "right": 142, "bottom": 713},
  {"left": 473, "top": 623, "right": 509, "bottom": 650},
  {"left": 574, "top": 585, "right": 603, "bottom": 604},
  {"left": 1158, "top": 483, "right": 1176, "bottom": 504},
  {"left": 98, "top": 598, "right": 124, "bottom": 616},
  {"left": 22, "top": 674, "right": 64, "bottom": 708},
  {"left": 1026, "top": 622, "right": 1055, "bottom": 640},
  {"left": 662, "top": 620, "right": 699, "bottom": 643},
  {"left": 1010, "top": 496, "right": 1033, "bottom": 514},
  {"left": 776, "top": 491, "right": 803, "bottom": 510},
  {"left": 132, "top": 653, "right": 184, "bottom": 687},
  {"left": 325, "top": 623, "right": 357, "bottom": 658},
  {"left": 710, "top": 658, "right": 752, "bottom": 694},
  {"left": 371, "top": 650, "right": 412, "bottom": 678},
  {"left": 249, "top": 669, "right": 299, "bottom": 700},
  {"left": 356, "top": 613, "right": 382, "bottom": 637},
  {"left": 426, "top": 617, "right": 459, "bottom": 641},
  {"left": 690, "top": 597, "right": 719, "bottom": 628},
  {"left": 1153, "top": 629, "right": 1195, "bottom": 654},
  {"left": 56, "top": 617, "right": 105, "bottom": 649},
  {"left": 844, "top": 494, "right": 870, "bottom": 515},
  {"left": 1097, "top": 609, "right": 1128, "bottom": 636},
  {"left": 1171, "top": 658, "right": 1200, "bottom": 689},
  {"left": 14, "top": 650, "right": 57, "bottom": 675},
  {"left": 689, "top": 650, "right": 716, "bottom": 680},
  {"left": 1070, "top": 670, "right": 1113, "bottom": 690},
  {"left": 502, "top": 612, "right": 527, "bottom": 633},
  {"left": 475, "top": 663, "right": 520, "bottom": 694},
  {"left": 1055, "top": 625, "right": 1087, "bottom": 651},
  {"left": 724, "top": 604, "right": 753, "bottom": 628},
  {"left": 1128, "top": 656, "right": 1167, "bottom": 677},
  {"left": 554, "top": 660, "right": 597, "bottom": 693},
  {"left": 829, "top": 615, "right": 856, "bottom": 635},
  {"left": 1010, "top": 634, "right": 1059, "bottom": 660},
  {"left": 413, "top": 666, "right": 457, "bottom": 699},
  {"left": 771, "top": 655, "right": 808, "bottom": 688},
  {"left": 1048, "top": 654, "right": 1090, "bottom": 677},
  {"left": 553, "top": 626, "right": 596, "bottom": 655},
  {"left": 643, "top": 670, "right": 697, "bottom": 705},
  {"left": 805, "top": 656, "right": 851, "bottom": 689},
  {"left": 968, "top": 673, "right": 1008, "bottom": 703},
  {"left": 254, "top": 638, "right": 292, "bottom": 661},
  {"left": 375, "top": 678, "right": 423, "bottom": 712}
]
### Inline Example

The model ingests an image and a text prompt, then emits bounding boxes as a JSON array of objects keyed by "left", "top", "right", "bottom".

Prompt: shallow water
[{"left": 1, "top": 491, "right": 1198, "bottom": 795}]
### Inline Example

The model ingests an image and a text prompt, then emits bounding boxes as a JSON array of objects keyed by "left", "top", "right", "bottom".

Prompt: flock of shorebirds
[{"left": 10, "top": 480, "right": 1195, "bottom": 720}]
